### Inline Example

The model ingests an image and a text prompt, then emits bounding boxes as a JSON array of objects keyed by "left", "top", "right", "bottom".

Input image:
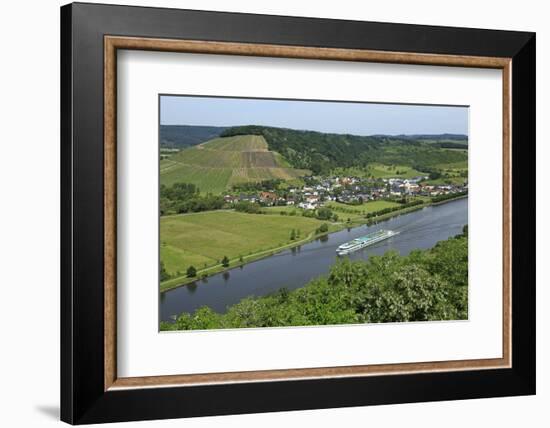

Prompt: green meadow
[
  {"left": 326, "top": 200, "right": 402, "bottom": 220},
  {"left": 160, "top": 210, "right": 336, "bottom": 289},
  {"left": 366, "top": 163, "right": 425, "bottom": 178},
  {"left": 331, "top": 164, "right": 425, "bottom": 179}
]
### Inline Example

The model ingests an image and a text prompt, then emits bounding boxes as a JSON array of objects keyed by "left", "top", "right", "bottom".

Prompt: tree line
[
  {"left": 160, "top": 182, "right": 225, "bottom": 215},
  {"left": 365, "top": 199, "right": 424, "bottom": 218},
  {"left": 431, "top": 191, "right": 468, "bottom": 203}
]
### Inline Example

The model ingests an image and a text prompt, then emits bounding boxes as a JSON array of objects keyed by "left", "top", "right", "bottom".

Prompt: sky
[{"left": 160, "top": 95, "right": 468, "bottom": 136}]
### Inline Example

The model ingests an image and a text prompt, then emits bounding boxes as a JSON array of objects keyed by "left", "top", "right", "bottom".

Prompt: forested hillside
[
  {"left": 374, "top": 133, "right": 467, "bottom": 142},
  {"left": 160, "top": 125, "right": 227, "bottom": 148},
  {"left": 221, "top": 126, "right": 467, "bottom": 174}
]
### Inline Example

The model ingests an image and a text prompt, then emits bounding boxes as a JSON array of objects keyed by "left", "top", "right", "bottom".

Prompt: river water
[{"left": 160, "top": 197, "right": 468, "bottom": 321}]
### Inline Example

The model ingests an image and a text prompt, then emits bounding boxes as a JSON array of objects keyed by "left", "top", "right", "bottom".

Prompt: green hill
[
  {"left": 160, "top": 135, "right": 308, "bottom": 194},
  {"left": 221, "top": 126, "right": 468, "bottom": 174}
]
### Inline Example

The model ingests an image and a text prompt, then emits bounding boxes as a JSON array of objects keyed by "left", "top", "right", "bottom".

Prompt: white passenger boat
[{"left": 336, "top": 229, "right": 399, "bottom": 255}]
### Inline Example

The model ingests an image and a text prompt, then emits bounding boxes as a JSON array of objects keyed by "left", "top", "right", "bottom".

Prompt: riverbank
[
  {"left": 431, "top": 193, "right": 468, "bottom": 206},
  {"left": 160, "top": 211, "right": 339, "bottom": 291},
  {"left": 160, "top": 193, "right": 467, "bottom": 292},
  {"left": 160, "top": 197, "right": 468, "bottom": 319},
  {"left": 160, "top": 227, "right": 335, "bottom": 291},
  {"left": 161, "top": 230, "right": 469, "bottom": 329}
]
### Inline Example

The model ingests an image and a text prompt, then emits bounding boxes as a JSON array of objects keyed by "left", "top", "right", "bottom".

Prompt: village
[{"left": 223, "top": 174, "right": 468, "bottom": 210}]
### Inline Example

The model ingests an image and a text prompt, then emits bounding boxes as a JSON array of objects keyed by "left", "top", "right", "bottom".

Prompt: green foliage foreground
[{"left": 161, "top": 230, "right": 468, "bottom": 331}]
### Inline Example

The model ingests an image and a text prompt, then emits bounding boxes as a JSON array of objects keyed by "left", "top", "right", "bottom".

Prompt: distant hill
[
  {"left": 221, "top": 126, "right": 468, "bottom": 174},
  {"left": 160, "top": 125, "right": 227, "bottom": 148},
  {"left": 378, "top": 134, "right": 468, "bottom": 150},
  {"left": 160, "top": 135, "right": 308, "bottom": 194},
  {"left": 373, "top": 133, "right": 468, "bottom": 142}
]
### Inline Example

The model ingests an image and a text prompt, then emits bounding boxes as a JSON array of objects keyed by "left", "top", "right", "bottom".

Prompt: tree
[
  {"left": 334, "top": 255, "right": 456, "bottom": 324},
  {"left": 235, "top": 201, "right": 263, "bottom": 214},
  {"left": 160, "top": 261, "right": 170, "bottom": 281},
  {"left": 316, "top": 207, "right": 333, "bottom": 220},
  {"left": 179, "top": 307, "right": 222, "bottom": 330},
  {"left": 160, "top": 182, "right": 224, "bottom": 215},
  {"left": 278, "top": 287, "right": 290, "bottom": 303},
  {"left": 222, "top": 256, "right": 230, "bottom": 267},
  {"left": 186, "top": 265, "right": 197, "bottom": 278},
  {"left": 318, "top": 223, "right": 329, "bottom": 233},
  {"left": 290, "top": 229, "right": 296, "bottom": 240}
]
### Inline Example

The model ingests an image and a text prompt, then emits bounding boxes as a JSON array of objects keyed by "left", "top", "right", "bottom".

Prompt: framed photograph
[{"left": 61, "top": 2, "right": 535, "bottom": 424}]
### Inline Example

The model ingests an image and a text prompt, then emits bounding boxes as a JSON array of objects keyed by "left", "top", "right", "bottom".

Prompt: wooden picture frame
[{"left": 61, "top": 2, "right": 535, "bottom": 424}]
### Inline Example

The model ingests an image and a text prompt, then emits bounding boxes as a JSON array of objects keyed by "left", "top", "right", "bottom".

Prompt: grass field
[
  {"left": 264, "top": 205, "right": 301, "bottom": 215},
  {"left": 267, "top": 200, "right": 404, "bottom": 220},
  {"left": 366, "top": 163, "right": 425, "bottom": 178},
  {"left": 160, "top": 210, "right": 335, "bottom": 284},
  {"left": 332, "top": 164, "right": 425, "bottom": 179},
  {"left": 423, "top": 159, "right": 468, "bottom": 186},
  {"left": 326, "top": 200, "right": 402, "bottom": 220},
  {"left": 160, "top": 134, "right": 308, "bottom": 194},
  {"left": 424, "top": 176, "right": 467, "bottom": 185},
  {"left": 202, "top": 135, "right": 269, "bottom": 151},
  {"left": 443, "top": 148, "right": 468, "bottom": 153},
  {"left": 434, "top": 160, "right": 468, "bottom": 171}
]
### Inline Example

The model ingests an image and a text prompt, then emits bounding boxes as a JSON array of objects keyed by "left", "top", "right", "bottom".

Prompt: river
[{"left": 160, "top": 197, "right": 468, "bottom": 321}]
